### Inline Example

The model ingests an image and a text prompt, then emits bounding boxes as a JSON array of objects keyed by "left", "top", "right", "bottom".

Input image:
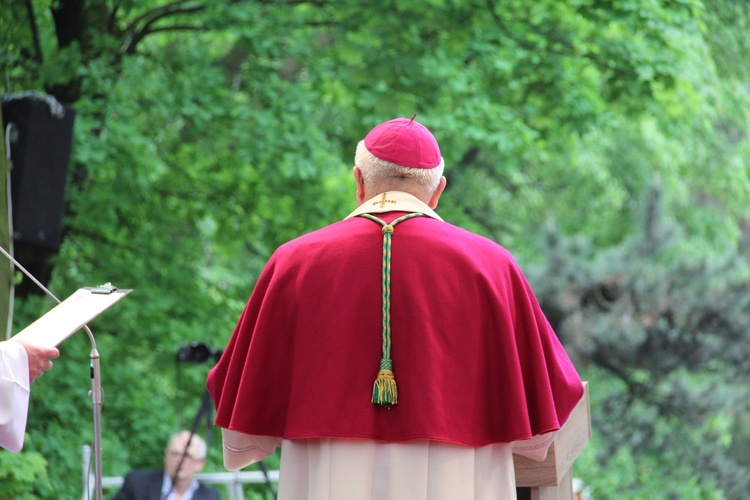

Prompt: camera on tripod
[{"left": 175, "top": 341, "right": 222, "bottom": 364}]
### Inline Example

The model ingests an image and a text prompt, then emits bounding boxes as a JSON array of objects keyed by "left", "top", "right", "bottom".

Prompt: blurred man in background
[{"left": 114, "top": 430, "right": 219, "bottom": 500}]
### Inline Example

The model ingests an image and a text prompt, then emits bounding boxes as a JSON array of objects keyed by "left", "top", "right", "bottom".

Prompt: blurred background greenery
[{"left": 1, "top": 0, "right": 749, "bottom": 498}]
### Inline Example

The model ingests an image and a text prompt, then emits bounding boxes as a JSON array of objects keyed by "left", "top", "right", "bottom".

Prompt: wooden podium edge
[{"left": 514, "top": 381, "right": 591, "bottom": 487}]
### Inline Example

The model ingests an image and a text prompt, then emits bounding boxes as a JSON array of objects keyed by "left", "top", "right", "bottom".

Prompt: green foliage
[
  {"left": 576, "top": 410, "right": 726, "bottom": 499},
  {"left": 528, "top": 178, "right": 750, "bottom": 497},
  {"left": 0, "top": 449, "right": 52, "bottom": 499},
  {"left": 1, "top": 0, "right": 749, "bottom": 497}
]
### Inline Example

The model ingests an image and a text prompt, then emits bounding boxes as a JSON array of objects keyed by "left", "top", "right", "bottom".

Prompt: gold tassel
[{"left": 372, "top": 369, "right": 398, "bottom": 408}]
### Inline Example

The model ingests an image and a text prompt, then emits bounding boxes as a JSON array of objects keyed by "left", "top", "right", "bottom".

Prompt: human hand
[{"left": 16, "top": 340, "right": 60, "bottom": 383}]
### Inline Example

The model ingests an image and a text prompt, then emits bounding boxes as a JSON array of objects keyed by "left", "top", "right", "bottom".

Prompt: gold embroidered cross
[{"left": 373, "top": 193, "right": 397, "bottom": 208}]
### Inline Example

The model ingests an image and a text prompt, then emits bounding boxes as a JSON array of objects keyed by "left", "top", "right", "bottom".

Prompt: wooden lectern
[{"left": 514, "top": 382, "right": 591, "bottom": 500}]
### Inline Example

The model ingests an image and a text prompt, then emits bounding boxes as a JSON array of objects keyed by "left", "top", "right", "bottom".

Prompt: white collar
[
  {"left": 345, "top": 191, "right": 443, "bottom": 221},
  {"left": 161, "top": 473, "right": 199, "bottom": 500}
]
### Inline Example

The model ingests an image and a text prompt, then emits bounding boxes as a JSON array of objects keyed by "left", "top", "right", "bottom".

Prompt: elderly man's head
[
  {"left": 164, "top": 430, "right": 207, "bottom": 491},
  {"left": 354, "top": 116, "right": 446, "bottom": 208}
]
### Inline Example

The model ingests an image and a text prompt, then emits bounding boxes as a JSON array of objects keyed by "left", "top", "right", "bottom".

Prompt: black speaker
[{"left": 2, "top": 94, "right": 76, "bottom": 253}]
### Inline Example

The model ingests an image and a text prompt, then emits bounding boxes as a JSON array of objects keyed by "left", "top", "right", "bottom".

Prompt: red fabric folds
[{"left": 207, "top": 213, "right": 583, "bottom": 447}]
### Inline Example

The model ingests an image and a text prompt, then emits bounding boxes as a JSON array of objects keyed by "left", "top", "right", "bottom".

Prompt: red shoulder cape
[{"left": 207, "top": 213, "right": 583, "bottom": 446}]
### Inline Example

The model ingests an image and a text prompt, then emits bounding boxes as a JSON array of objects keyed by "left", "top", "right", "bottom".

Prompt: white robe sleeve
[
  {"left": 220, "top": 428, "right": 281, "bottom": 471},
  {"left": 511, "top": 430, "right": 558, "bottom": 462},
  {"left": 0, "top": 340, "right": 30, "bottom": 453}
]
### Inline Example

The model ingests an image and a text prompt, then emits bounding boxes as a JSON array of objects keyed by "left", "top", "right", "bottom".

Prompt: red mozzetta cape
[{"left": 207, "top": 210, "right": 583, "bottom": 446}]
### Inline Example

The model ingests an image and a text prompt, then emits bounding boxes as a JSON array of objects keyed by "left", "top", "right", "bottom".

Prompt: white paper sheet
[{"left": 12, "top": 286, "right": 131, "bottom": 347}]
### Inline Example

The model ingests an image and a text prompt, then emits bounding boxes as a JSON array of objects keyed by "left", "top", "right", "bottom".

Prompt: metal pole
[{"left": 89, "top": 345, "right": 103, "bottom": 500}]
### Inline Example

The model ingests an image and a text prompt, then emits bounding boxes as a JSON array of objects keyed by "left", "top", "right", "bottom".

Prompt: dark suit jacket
[{"left": 112, "top": 468, "right": 220, "bottom": 500}]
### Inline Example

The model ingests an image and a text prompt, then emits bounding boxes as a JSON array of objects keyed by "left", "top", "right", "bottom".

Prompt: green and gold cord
[{"left": 359, "top": 212, "right": 424, "bottom": 407}]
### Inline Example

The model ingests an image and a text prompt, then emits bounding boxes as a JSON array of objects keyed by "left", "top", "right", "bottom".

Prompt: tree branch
[
  {"left": 23, "top": 0, "right": 43, "bottom": 63},
  {"left": 120, "top": 2, "right": 206, "bottom": 55},
  {"left": 141, "top": 25, "right": 209, "bottom": 36},
  {"left": 122, "top": 0, "right": 200, "bottom": 33}
]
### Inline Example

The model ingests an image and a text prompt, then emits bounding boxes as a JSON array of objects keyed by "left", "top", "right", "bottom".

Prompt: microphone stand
[
  {"left": 0, "top": 245, "right": 105, "bottom": 500},
  {"left": 167, "top": 390, "right": 214, "bottom": 499}
]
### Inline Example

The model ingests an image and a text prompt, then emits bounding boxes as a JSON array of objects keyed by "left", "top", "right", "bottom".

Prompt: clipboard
[{"left": 12, "top": 283, "right": 132, "bottom": 347}]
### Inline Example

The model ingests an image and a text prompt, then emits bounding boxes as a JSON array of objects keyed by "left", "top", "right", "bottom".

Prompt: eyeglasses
[{"left": 166, "top": 450, "right": 203, "bottom": 461}]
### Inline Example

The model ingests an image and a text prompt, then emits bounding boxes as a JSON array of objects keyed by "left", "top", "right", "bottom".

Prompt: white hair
[
  {"left": 167, "top": 430, "right": 207, "bottom": 460},
  {"left": 355, "top": 140, "right": 444, "bottom": 197}
]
